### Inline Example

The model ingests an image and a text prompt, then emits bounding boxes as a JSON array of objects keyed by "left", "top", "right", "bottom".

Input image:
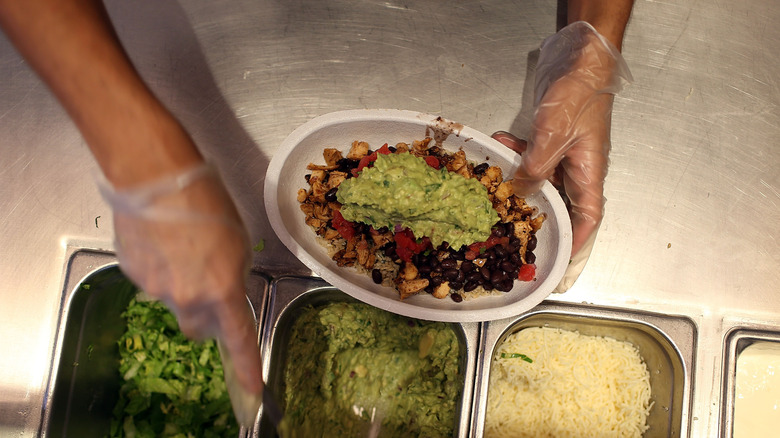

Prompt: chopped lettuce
[{"left": 108, "top": 298, "right": 238, "bottom": 438}]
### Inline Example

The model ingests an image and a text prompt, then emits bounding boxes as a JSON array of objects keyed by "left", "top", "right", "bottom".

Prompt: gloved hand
[
  {"left": 99, "top": 163, "right": 263, "bottom": 395},
  {"left": 493, "top": 21, "right": 632, "bottom": 292}
]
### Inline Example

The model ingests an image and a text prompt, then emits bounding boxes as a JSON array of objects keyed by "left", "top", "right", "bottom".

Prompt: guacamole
[
  {"left": 336, "top": 152, "right": 498, "bottom": 249},
  {"left": 281, "top": 302, "right": 462, "bottom": 438}
]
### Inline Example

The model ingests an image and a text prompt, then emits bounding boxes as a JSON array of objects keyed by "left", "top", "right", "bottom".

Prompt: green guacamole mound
[
  {"left": 281, "top": 302, "right": 462, "bottom": 438},
  {"left": 336, "top": 152, "right": 499, "bottom": 250}
]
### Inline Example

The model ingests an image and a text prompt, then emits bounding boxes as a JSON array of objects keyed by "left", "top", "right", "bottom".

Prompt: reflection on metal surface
[{"left": 1, "top": 0, "right": 779, "bottom": 436}]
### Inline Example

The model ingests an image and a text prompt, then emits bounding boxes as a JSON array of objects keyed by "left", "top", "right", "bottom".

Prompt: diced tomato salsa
[
  {"left": 331, "top": 210, "right": 356, "bottom": 240},
  {"left": 394, "top": 228, "right": 432, "bottom": 263},
  {"left": 518, "top": 263, "right": 536, "bottom": 282},
  {"left": 352, "top": 143, "right": 392, "bottom": 177},
  {"left": 464, "top": 235, "right": 510, "bottom": 260}
]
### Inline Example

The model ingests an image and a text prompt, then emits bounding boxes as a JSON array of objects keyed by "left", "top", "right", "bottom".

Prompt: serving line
[{"left": 40, "top": 250, "right": 778, "bottom": 437}]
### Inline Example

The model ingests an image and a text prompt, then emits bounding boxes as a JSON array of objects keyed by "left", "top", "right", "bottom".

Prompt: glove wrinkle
[{"left": 498, "top": 20, "right": 632, "bottom": 293}]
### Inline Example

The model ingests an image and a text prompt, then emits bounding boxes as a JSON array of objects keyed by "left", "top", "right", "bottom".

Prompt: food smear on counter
[
  {"left": 280, "top": 301, "right": 462, "bottom": 438},
  {"left": 108, "top": 297, "right": 238, "bottom": 438},
  {"left": 733, "top": 341, "right": 780, "bottom": 437},
  {"left": 485, "top": 327, "right": 652, "bottom": 438},
  {"left": 298, "top": 138, "right": 544, "bottom": 301}
]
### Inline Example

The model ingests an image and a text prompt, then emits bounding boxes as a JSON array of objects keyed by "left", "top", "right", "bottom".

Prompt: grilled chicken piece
[
  {"left": 398, "top": 278, "right": 429, "bottom": 300},
  {"left": 323, "top": 148, "right": 343, "bottom": 166},
  {"left": 347, "top": 140, "right": 370, "bottom": 159}
]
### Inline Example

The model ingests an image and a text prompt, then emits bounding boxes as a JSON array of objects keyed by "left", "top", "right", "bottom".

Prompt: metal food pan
[
  {"left": 253, "top": 276, "right": 480, "bottom": 437},
  {"left": 471, "top": 302, "right": 696, "bottom": 438},
  {"left": 41, "top": 249, "right": 269, "bottom": 437},
  {"left": 719, "top": 328, "right": 780, "bottom": 438}
]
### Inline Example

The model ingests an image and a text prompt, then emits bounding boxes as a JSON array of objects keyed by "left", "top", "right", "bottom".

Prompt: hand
[
  {"left": 101, "top": 163, "right": 264, "bottom": 394},
  {"left": 493, "top": 21, "right": 632, "bottom": 292}
]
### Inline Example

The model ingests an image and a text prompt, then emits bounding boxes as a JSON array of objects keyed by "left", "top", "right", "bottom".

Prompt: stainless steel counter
[{"left": 1, "top": 0, "right": 778, "bottom": 436}]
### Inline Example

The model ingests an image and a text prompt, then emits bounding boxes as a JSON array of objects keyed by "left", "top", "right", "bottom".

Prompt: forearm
[
  {"left": 0, "top": 0, "right": 202, "bottom": 188},
  {"left": 567, "top": 0, "right": 634, "bottom": 50}
]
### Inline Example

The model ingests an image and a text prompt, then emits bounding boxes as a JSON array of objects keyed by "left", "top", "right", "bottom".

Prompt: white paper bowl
[{"left": 265, "top": 109, "right": 572, "bottom": 322}]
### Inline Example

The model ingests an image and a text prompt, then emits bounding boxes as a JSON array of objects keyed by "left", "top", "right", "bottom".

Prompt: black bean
[
  {"left": 473, "top": 163, "right": 489, "bottom": 175},
  {"left": 437, "top": 241, "right": 450, "bottom": 251},
  {"left": 325, "top": 187, "right": 339, "bottom": 202},
  {"left": 497, "top": 280, "right": 514, "bottom": 292},
  {"left": 371, "top": 269, "right": 383, "bottom": 284},
  {"left": 504, "top": 222, "right": 514, "bottom": 236},
  {"left": 463, "top": 281, "right": 479, "bottom": 292},
  {"left": 455, "top": 270, "right": 465, "bottom": 283},
  {"left": 460, "top": 260, "right": 475, "bottom": 273},
  {"left": 480, "top": 266, "right": 491, "bottom": 281},
  {"left": 525, "top": 251, "right": 536, "bottom": 264},
  {"left": 440, "top": 258, "right": 457, "bottom": 270},
  {"left": 336, "top": 158, "right": 360, "bottom": 173},
  {"left": 450, "top": 281, "right": 464, "bottom": 290},
  {"left": 450, "top": 293, "right": 463, "bottom": 303},
  {"left": 388, "top": 146, "right": 397, "bottom": 153},
  {"left": 508, "top": 238, "right": 522, "bottom": 254},
  {"left": 466, "top": 272, "right": 482, "bottom": 283},
  {"left": 444, "top": 268, "right": 460, "bottom": 281},
  {"left": 430, "top": 276, "right": 443, "bottom": 286},
  {"left": 494, "top": 245, "right": 507, "bottom": 259},
  {"left": 491, "top": 270, "right": 507, "bottom": 285},
  {"left": 418, "top": 265, "right": 432, "bottom": 275},
  {"left": 510, "top": 252, "right": 522, "bottom": 265},
  {"left": 527, "top": 234, "right": 538, "bottom": 251},
  {"left": 492, "top": 225, "right": 505, "bottom": 238},
  {"left": 500, "top": 260, "right": 516, "bottom": 273}
]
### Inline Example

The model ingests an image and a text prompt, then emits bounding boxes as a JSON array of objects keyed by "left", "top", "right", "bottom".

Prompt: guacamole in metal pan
[
  {"left": 337, "top": 152, "right": 498, "bottom": 250},
  {"left": 281, "top": 302, "right": 462, "bottom": 438}
]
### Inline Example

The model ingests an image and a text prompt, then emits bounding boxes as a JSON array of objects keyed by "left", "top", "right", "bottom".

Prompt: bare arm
[
  {"left": 0, "top": 0, "right": 264, "bottom": 401},
  {"left": 0, "top": 0, "right": 202, "bottom": 187},
  {"left": 567, "top": 0, "right": 634, "bottom": 50}
]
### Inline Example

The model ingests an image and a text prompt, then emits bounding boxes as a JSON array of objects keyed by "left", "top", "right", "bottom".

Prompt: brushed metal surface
[{"left": 1, "top": 0, "right": 778, "bottom": 436}]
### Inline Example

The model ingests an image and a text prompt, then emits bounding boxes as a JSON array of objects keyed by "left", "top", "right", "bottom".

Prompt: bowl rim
[{"left": 264, "top": 109, "right": 572, "bottom": 322}]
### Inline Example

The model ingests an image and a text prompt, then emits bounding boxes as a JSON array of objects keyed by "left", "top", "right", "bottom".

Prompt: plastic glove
[
  {"left": 99, "top": 163, "right": 264, "bottom": 395},
  {"left": 493, "top": 21, "right": 632, "bottom": 292}
]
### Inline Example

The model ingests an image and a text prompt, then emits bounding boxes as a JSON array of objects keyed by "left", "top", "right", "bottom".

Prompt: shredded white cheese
[{"left": 485, "top": 327, "right": 653, "bottom": 438}]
